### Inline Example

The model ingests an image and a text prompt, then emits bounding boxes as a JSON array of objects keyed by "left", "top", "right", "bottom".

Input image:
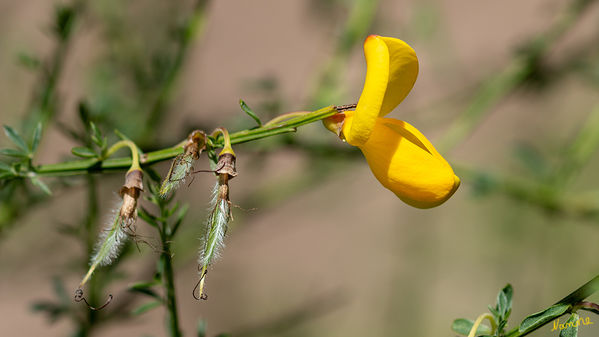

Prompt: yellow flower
[{"left": 325, "top": 35, "right": 460, "bottom": 208}]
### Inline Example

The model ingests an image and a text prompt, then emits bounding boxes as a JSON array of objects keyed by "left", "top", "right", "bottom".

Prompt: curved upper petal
[
  {"left": 346, "top": 35, "right": 419, "bottom": 146},
  {"left": 355, "top": 115, "right": 460, "bottom": 208}
]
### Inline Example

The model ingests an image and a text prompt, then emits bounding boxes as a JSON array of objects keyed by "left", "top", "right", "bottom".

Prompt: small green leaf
[
  {"left": 240, "top": 99, "right": 262, "bottom": 126},
  {"left": 0, "top": 148, "right": 28, "bottom": 158},
  {"left": 130, "top": 280, "right": 161, "bottom": 289},
  {"left": 513, "top": 143, "right": 548, "bottom": 177},
  {"left": 54, "top": 5, "right": 75, "bottom": 40},
  {"left": 30, "top": 176, "right": 52, "bottom": 195},
  {"left": 171, "top": 203, "right": 189, "bottom": 236},
  {"left": 498, "top": 291, "right": 508, "bottom": 316},
  {"left": 519, "top": 303, "right": 570, "bottom": 333},
  {"left": 488, "top": 305, "right": 500, "bottom": 319},
  {"left": 138, "top": 207, "right": 159, "bottom": 228},
  {"left": 0, "top": 162, "right": 12, "bottom": 173},
  {"left": 145, "top": 167, "right": 163, "bottom": 183},
  {"left": 31, "top": 122, "right": 42, "bottom": 153},
  {"left": 497, "top": 284, "right": 512, "bottom": 317},
  {"left": 17, "top": 52, "right": 41, "bottom": 70},
  {"left": 78, "top": 102, "right": 91, "bottom": 128},
  {"left": 452, "top": 318, "right": 492, "bottom": 336},
  {"left": 71, "top": 147, "right": 97, "bottom": 158},
  {"left": 559, "top": 313, "right": 579, "bottom": 337},
  {"left": 3, "top": 125, "right": 28, "bottom": 152},
  {"left": 90, "top": 122, "right": 100, "bottom": 139},
  {"left": 129, "top": 286, "right": 162, "bottom": 300},
  {"left": 90, "top": 122, "right": 105, "bottom": 149},
  {"left": 30, "top": 300, "right": 67, "bottom": 322},
  {"left": 131, "top": 301, "right": 162, "bottom": 315},
  {"left": 197, "top": 320, "right": 207, "bottom": 337}
]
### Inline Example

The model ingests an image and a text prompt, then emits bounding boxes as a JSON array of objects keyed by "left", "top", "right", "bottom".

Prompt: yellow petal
[
  {"left": 346, "top": 35, "right": 419, "bottom": 146},
  {"left": 356, "top": 116, "right": 460, "bottom": 208}
]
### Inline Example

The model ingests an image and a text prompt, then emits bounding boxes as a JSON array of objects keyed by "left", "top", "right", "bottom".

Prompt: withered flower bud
[{"left": 119, "top": 169, "right": 143, "bottom": 226}]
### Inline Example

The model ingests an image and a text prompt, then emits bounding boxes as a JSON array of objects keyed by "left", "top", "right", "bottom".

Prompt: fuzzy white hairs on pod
[
  {"left": 198, "top": 182, "right": 230, "bottom": 267},
  {"left": 160, "top": 154, "right": 194, "bottom": 198},
  {"left": 90, "top": 201, "right": 129, "bottom": 267}
]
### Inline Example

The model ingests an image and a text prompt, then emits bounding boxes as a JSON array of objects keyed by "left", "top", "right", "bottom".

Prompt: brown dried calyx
[
  {"left": 215, "top": 153, "right": 237, "bottom": 179},
  {"left": 184, "top": 130, "right": 207, "bottom": 160},
  {"left": 119, "top": 169, "right": 144, "bottom": 224}
]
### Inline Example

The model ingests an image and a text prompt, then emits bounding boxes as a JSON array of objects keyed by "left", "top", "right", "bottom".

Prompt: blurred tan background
[{"left": 1, "top": 0, "right": 598, "bottom": 336}]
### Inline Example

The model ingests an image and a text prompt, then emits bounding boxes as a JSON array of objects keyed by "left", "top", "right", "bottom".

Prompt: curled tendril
[
  {"left": 74, "top": 288, "right": 113, "bottom": 311},
  {"left": 192, "top": 268, "right": 208, "bottom": 301}
]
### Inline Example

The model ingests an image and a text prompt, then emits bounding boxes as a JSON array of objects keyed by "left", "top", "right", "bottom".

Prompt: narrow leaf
[
  {"left": 129, "top": 286, "right": 162, "bottom": 300},
  {"left": 78, "top": 102, "right": 91, "bottom": 128},
  {"left": 138, "top": 207, "right": 159, "bottom": 228},
  {"left": 0, "top": 148, "right": 28, "bottom": 158},
  {"left": 171, "top": 203, "right": 189, "bottom": 236},
  {"left": 31, "top": 123, "right": 42, "bottom": 153},
  {"left": 131, "top": 301, "right": 162, "bottom": 315},
  {"left": 90, "top": 122, "right": 105, "bottom": 148},
  {"left": 130, "top": 280, "right": 161, "bottom": 288},
  {"left": 519, "top": 303, "right": 570, "bottom": 333},
  {"left": 452, "top": 318, "right": 492, "bottom": 336},
  {"left": 30, "top": 176, "right": 52, "bottom": 195},
  {"left": 71, "top": 147, "right": 97, "bottom": 158},
  {"left": 0, "top": 162, "right": 12, "bottom": 173},
  {"left": 3, "top": 125, "right": 28, "bottom": 151},
  {"left": 17, "top": 52, "right": 41, "bottom": 70},
  {"left": 239, "top": 99, "right": 262, "bottom": 126},
  {"left": 559, "top": 313, "right": 579, "bottom": 337},
  {"left": 128, "top": 280, "right": 162, "bottom": 300},
  {"left": 499, "top": 291, "right": 508, "bottom": 316},
  {"left": 488, "top": 305, "right": 500, "bottom": 319}
]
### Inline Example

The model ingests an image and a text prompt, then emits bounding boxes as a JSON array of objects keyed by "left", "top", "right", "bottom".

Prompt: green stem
[
  {"left": 28, "top": 105, "right": 338, "bottom": 177},
  {"left": 503, "top": 274, "right": 599, "bottom": 337},
  {"left": 264, "top": 111, "right": 310, "bottom": 126},
  {"left": 141, "top": 0, "right": 209, "bottom": 143},
  {"left": 159, "top": 219, "right": 181, "bottom": 337},
  {"left": 22, "top": 0, "right": 86, "bottom": 135},
  {"left": 556, "top": 274, "right": 599, "bottom": 306}
]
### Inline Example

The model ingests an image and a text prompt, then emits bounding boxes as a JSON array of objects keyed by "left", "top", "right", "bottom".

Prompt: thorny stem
[{"left": 26, "top": 105, "right": 340, "bottom": 177}]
